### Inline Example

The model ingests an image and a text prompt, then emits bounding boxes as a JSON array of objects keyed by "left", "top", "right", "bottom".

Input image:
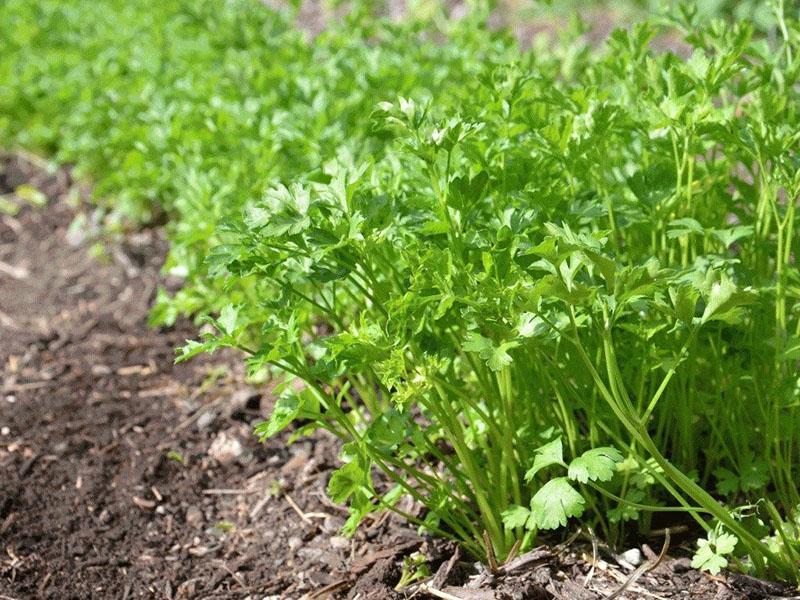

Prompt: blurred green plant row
[{"left": 1, "top": 0, "right": 799, "bottom": 583}]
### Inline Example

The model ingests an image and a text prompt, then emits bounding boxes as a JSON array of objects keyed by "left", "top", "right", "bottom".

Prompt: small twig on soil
[
  {"left": 138, "top": 384, "right": 182, "bottom": 398},
  {"left": 306, "top": 579, "right": 351, "bottom": 598},
  {"left": 647, "top": 525, "right": 687, "bottom": 537},
  {"left": 482, "top": 530, "right": 499, "bottom": 573},
  {"left": 0, "top": 260, "right": 29, "bottom": 280},
  {"left": 555, "top": 527, "right": 583, "bottom": 556},
  {"left": 363, "top": 508, "right": 390, "bottom": 532},
  {"left": 503, "top": 539, "right": 521, "bottom": 565},
  {"left": 188, "top": 545, "right": 220, "bottom": 557},
  {"left": 37, "top": 572, "right": 53, "bottom": 595},
  {"left": 605, "top": 530, "right": 670, "bottom": 600},
  {"left": 430, "top": 546, "right": 461, "bottom": 589},
  {"left": 132, "top": 496, "right": 156, "bottom": 509},
  {"left": 249, "top": 493, "right": 272, "bottom": 520},
  {"left": 2, "top": 380, "right": 52, "bottom": 393},
  {"left": 417, "top": 584, "right": 466, "bottom": 600},
  {"left": 220, "top": 562, "right": 250, "bottom": 592},
  {"left": 1, "top": 513, "right": 19, "bottom": 535},
  {"left": 284, "top": 492, "right": 314, "bottom": 525},
  {"left": 260, "top": 574, "right": 287, "bottom": 593},
  {"left": 584, "top": 526, "right": 599, "bottom": 587},
  {"left": 280, "top": 490, "right": 332, "bottom": 521},
  {"left": 602, "top": 570, "right": 668, "bottom": 600},
  {"left": 172, "top": 396, "right": 225, "bottom": 433},
  {"left": 577, "top": 528, "right": 636, "bottom": 569},
  {"left": 117, "top": 364, "right": 155, "bottom": 376},
  {"left": 651, "top": 531, "right": 670, "bottom": 570},
  {"left": 499, "top": 546, "right": 551, "bottom": 574},
  {"left": 312, "top": 490, "right": 351, "bottom": 514},
  {"left": 202, "top": 488, "right": 259, "bottom": 495}
]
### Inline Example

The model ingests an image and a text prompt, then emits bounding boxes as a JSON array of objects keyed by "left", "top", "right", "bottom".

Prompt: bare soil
[{"left": 0, "top": 154, "right": 795, "bottom": 599}]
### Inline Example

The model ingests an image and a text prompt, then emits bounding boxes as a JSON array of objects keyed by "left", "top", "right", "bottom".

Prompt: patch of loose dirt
[
  {"left": 0, "top": 154, "right": 405, "bottom": 599},
  {"left": 0, "top": 153, "right": 795, "bottom": 599}
]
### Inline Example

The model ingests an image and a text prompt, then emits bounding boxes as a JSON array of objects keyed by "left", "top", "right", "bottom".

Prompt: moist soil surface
[{"left": 0, "top": 154, "right": 796, "bottom": 600}]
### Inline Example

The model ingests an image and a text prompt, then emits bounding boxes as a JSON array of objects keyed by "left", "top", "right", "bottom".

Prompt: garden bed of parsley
[{"left": 1, "top": 0, "right": 799, "bottom": 597}]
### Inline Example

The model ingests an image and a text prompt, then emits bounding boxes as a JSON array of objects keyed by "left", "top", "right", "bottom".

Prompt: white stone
[
  {"left": 208, "top": 432, "right": 244, "bottom": 465},
  {"left": 621, "top": 548, "right": 643, "bottom": 567}
]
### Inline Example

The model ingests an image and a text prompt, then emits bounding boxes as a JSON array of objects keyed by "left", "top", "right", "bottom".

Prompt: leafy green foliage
[
  {"left": 525, "top": 438, "right": 565, "bottom": 481},
  {"left": 692, "top": 530, "right": 739, "bottom": 575},
  {"left": 2, "top": 0, "right": 800, "bottom": 582},
  {"left": 568, "top": 448, "right": 624, "bottom": 484},
  {"left": 530, "top": 478, "right": 587, "bottom": 530},
  {"left": 502, "top": 478, "right": 589, "bottom": 532},
  {"left": 327, "top": 460, "right": 367, "bottom": 504},
  {"left": 501, "top": 505, "right": 533, "bottom": 530},
  {"left": 254, "top": 390, "right": 305, "bottom": 440}
]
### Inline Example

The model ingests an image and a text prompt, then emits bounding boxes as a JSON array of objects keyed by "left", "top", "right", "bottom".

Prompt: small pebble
[
  {"left": 0, "top": 426, "right": 10, "bottom": 436},
  {"left": 185, "top": 506, "right": 204, "bottom": 528},
  {"left": 329, "top": 536, "right": 349, "bottom": 550},
  {"left": 621, "top": 548, "right": 643, "bottom": 567},
  {"left": 195, "top": 411, "right": 216, "bottom": 431},
  {"left": 208, "top": 432, "right": 244, "bottom": 465},
  {"left": 287, "top": 536, "right": 302, "bottom": 551},
  {"left": 322, "top": 516, "right": 343, "bottom": 533}
]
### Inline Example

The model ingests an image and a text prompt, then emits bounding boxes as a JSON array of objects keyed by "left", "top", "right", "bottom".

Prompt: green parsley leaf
[
  {"left": 501, "top": 505, "right": 531, "bottom": 530},
  {"left": 255, "top": 390, "right": 304, "bottom": 440},
  {"left": 327, "top": 460, "right": 366, "bottom": 504},
  {"left": 525, "top": 437, "right": 564, "bottom": 482},
  {"left": 691, "top": 531, "right": 738, "bottom": 575},
  {"left": 568, "top": 447, "right": 623, "bottom": 483},
  {"left": 529, "top": 477, "right": 585, "bottom": 530}
]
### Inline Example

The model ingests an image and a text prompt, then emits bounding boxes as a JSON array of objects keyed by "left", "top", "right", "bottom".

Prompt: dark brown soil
[{"left": 0, "top": 153, "right": 795, "bottom": 599}]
